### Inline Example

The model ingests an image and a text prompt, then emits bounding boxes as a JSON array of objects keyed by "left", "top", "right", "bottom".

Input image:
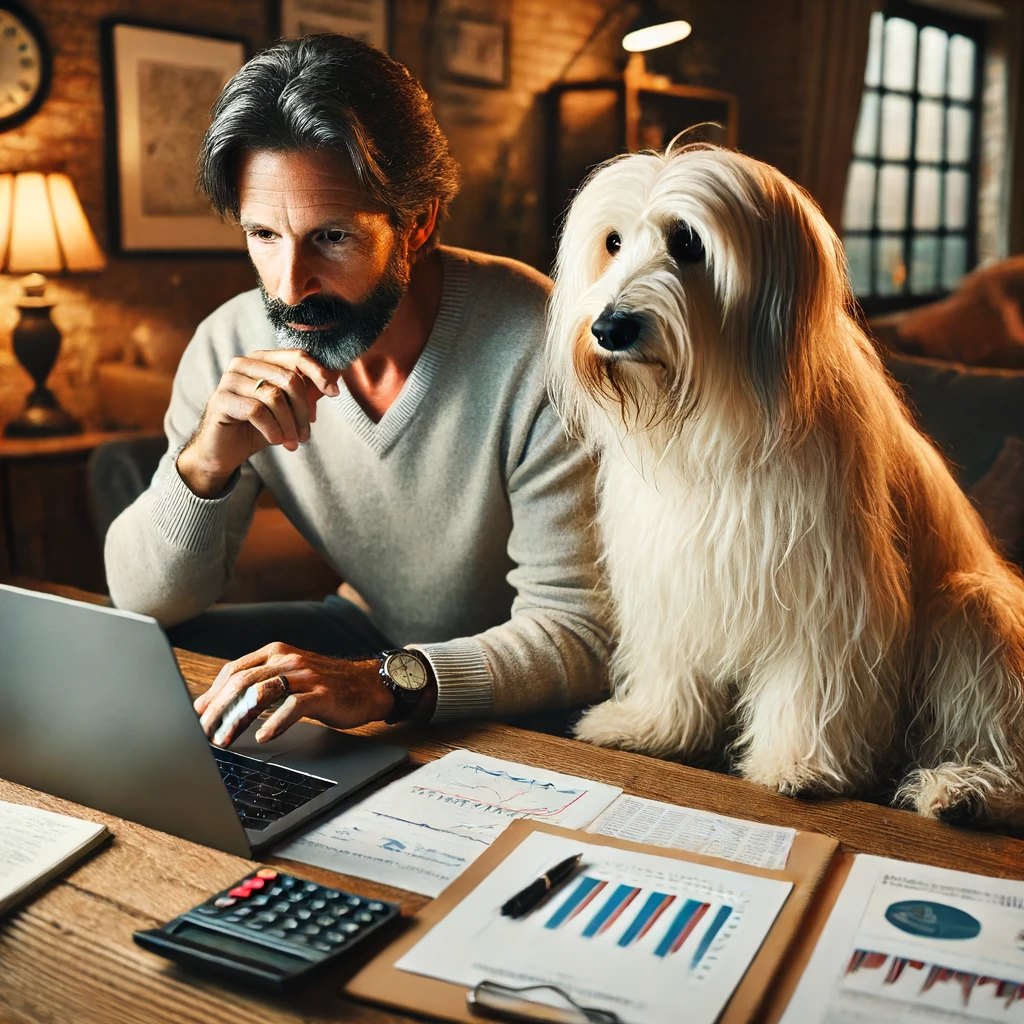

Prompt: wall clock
[{"left": 0, "top": 1, "right": 51, "bottom": 131}]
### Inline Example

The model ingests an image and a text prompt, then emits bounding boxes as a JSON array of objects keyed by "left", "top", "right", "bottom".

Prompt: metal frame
[{"left": 847, "top": 0, "right": 986, "bottom": 314}]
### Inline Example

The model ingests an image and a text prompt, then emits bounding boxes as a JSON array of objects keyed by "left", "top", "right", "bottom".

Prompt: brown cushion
[
  {"left": 887, "top": 255, "right": 1024, "bottom": 368},
  {"left": 967, "top": 436, "right": 1024, "bottom": 562}
]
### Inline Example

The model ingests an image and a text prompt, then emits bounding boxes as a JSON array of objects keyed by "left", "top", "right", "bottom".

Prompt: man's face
[{"left": 238, "top": 149, "right": 409, "bottom": 370}]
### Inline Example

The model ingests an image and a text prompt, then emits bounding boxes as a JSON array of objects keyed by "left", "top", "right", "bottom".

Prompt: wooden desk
[{"left": 3, "top": 646, "right": 1024, "bottom": 1024}]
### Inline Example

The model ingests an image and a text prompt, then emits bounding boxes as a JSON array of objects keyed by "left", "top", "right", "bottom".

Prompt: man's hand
[
  {"left": 193, "top": 642, "right": 395, "bottom": 748},
  {"left": 177, "top": 349, "right": 342, "bottom": 498}
]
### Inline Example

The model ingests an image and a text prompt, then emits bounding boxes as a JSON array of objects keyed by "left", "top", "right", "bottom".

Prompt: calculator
[{"left": 133, "top": 868, "right": 401, "bottom": 992}]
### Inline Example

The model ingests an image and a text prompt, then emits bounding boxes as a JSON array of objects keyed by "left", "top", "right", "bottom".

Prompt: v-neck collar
[{"left": 332, "top": 248, "right": 469, "bottom": 457}]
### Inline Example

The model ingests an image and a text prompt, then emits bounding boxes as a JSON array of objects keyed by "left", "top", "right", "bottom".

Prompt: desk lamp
[
  {"left": 621, "top": 2, "right": 691, "bottom": 52},
  {"left": 0, "top": 171, "right": 106, "bottom": 437}
]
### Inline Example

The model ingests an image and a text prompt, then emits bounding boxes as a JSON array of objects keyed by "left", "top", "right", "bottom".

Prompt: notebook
[{"left": 0, "top": 801, "right": 109, "bottom": 916}]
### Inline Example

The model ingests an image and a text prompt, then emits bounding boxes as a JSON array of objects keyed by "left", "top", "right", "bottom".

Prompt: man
[{"left": 104, "top": 34, "right": 609, "bottom": 747}]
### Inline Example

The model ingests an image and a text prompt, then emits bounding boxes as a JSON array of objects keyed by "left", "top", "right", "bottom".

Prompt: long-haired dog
[{"left": 547, "top": 143, "right": 1024, "bottom": 826}]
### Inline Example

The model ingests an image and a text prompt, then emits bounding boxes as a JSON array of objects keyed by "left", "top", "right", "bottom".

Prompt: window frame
[{"left": 844, "top": 0, "right": 986, "bottom": 315}]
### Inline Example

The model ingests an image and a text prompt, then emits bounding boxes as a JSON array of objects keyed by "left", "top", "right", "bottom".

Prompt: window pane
[
  {"left": 945, "top": 106, "right": 973, "bottom": 164},
  {"left": 942, "top": 235, "right": 968, "bottom": 290},
  {"left": 883, "top": 17, "right": 917, "bottom": 91},
  {"left": 865, "top": 11, "right": 884, "bottom": 86},
  {"left": 844, "top": 236, "right": 872, "bottom": 296},
  {"left": 917, "top": 26, "right": 948, "bottom": 97},
  {"left": 913, "top": 167, "right": 941, "bottom": 229},
  {"left": 944, "top": 169, "right": 970, "bottom": 229},
  {"left": 877, "top": 165, "right": 908, "bottom": 229},
  {"left": 843, "top": 161, "right": 877, "bottom": 230},
  {"left": 875, "top": 237, "right": 907, "bottom": 295},
  {"left": 914, "top": 100, "right": 943, "bottom": 162},
  {"left": 880, "top": 93, "right": 913, "bottom": 160},
  {"left": 910, "top": 235, "right": 940, "bottom": 294},
  {"left": 853, "top": 91, "right": 880, "bottom": 158},
  {"left": 948, "top": 34, "right": 976, "bottom": 101}
]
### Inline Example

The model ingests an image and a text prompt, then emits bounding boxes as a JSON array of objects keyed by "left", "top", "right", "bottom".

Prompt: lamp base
[{"left": 4, "top": 389, "right": 83, "bottom": 437}]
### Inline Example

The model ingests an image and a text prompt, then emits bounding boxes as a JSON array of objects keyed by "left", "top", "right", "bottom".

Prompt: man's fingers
[
  {"left": 255, "top": 692, "right": 308, "bottom": 744},
  {"left": 212, "top": 675, "right": 291, "bottom": 748},
  {"left": 193, "top": 646, "right": 273, "bottom": 715},
  {"left": 224, "top": 362, "right": 313, "bottom": 440},
  {"left": 245, "top": 349, "right": 342, "bottom": 396}
]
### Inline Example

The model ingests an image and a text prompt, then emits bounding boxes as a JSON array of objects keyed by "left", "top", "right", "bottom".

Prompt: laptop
[{"left": 0, "top": 584, "right": 408, "bottom": 857}]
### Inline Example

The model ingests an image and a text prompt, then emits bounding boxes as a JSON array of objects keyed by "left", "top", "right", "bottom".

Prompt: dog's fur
[{"left": 547, "top": 144, "right": 1024, "bottom": 826}]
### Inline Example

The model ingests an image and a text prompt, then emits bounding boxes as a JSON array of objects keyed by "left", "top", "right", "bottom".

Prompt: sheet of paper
[
  {"left": 0, "top": 801, "right": 106, "bottom": 912},
  {"left": 587, "top": 794, "right": 796, "bottom": 869},
  {"left": 782, "top": 854, "right": 1024, "bottom": 1023},
  {"left": 274, "top": 750, "right": 622, "bottom": 896},
  {"left": 397, "top": 830, "right": 792, "bottom": 1024}
]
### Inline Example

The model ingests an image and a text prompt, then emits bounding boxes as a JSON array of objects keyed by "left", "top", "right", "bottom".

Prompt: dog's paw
[
  {"left": 742, "top": 760, "right": 837, "bottom": 800},
  {"left": 897, "top": 766, "right": 991, "bottom": 827},
  {"left": 573, "top": 701, "right": 645, "bottom": 751}
]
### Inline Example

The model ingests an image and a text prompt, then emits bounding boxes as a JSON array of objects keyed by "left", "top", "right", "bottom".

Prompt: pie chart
[{"left": 884, "top": 901, "right": 981, "bottom": 940}]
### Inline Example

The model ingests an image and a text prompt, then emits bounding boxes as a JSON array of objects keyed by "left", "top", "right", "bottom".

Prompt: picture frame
[
  {"left": 101, "top": 19, "right": 248, "bottom": 257},
  {"left": 279, "top": 0, "right": 390, "bottom": 51},
  {"left": 439, "top": 16, "right": 509, "bottom": 88}
]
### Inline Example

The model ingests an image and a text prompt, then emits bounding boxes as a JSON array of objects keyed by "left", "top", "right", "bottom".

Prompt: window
[{"left": 842, "top": 1, "right": 985, "bottom": 311}]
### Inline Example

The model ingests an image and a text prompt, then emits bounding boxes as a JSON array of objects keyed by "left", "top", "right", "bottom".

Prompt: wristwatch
[{"left": 377, "top": 648, "right": 432, "bottom": 724}]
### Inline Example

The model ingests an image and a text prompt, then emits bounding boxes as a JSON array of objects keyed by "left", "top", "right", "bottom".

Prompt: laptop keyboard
[{"left": 212, "top": 748, "right": 335, "bottom": 832}]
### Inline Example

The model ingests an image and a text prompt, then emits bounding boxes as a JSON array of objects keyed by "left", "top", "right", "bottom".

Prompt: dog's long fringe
[{"left": 548, "top": 144, "right": 1024, "bottom": 822}]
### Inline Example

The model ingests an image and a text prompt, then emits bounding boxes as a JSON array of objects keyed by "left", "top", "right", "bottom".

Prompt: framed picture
[
  {"left": 101, "top": 20, "right": 247, "bottom": 256},
  {"left": 439, "top": 16, "right": 508, "bottom": 88},
  {"left": 279, "top": 0, "right": 389, "bottom": 51}
]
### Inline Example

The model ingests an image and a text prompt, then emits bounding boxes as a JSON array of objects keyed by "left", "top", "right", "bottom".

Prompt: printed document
[
  {"left": 274, "top": 750, "right": 622, "bottom": 896},
  {"left": 782, "top": 854, "right": 1024, "bottom": 1023},
  {"left": 397, "top": 830, "right": 793, "bottom": 1024},
  {"left": 587, "top": 794, "right": 795, "bottom": 869}
]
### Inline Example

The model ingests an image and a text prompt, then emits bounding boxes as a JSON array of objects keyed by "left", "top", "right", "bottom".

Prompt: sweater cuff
[
  {"left": 407, "top": 638, "right": 494, "bottom": 722},
  {"left": 149, "top": 461, "right": 240, "bottom": 553}
]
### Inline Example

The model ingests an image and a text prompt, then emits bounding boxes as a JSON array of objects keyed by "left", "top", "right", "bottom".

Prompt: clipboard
[{"left": 345, "top": 818, "right": 839, "bottom": 1024}]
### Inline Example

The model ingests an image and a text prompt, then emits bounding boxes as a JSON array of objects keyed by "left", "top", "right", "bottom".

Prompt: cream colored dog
[{"left": 547, "top": 143, "right": 1024, "bottom": 826}]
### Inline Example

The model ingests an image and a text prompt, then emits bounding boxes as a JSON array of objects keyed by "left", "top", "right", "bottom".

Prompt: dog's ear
[{"left": 744, "top": 174, "right": 849, "bottom": 436}]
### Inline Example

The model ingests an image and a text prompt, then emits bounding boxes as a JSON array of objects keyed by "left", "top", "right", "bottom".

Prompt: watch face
[
  {"left": 385, "top": 652, "right": 428, "bottom": 691},
  {"left": 0, "top": 5, "right": 47, "bottom": 127}
]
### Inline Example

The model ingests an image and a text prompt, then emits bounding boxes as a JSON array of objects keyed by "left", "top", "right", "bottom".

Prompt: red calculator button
[
  {"left": 245, "top": 877, "right": 265, "bottom": 890},
  {"left": 228, "top": 887, "right": 250, "bottom": 898},
  {"left": 256, "top": 869, "right": 277, "bottom": 880}
]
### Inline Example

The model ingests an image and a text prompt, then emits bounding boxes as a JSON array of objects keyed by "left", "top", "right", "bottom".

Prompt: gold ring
[{"left": 253, "top": 378, "right": 268, "bottom": 395}]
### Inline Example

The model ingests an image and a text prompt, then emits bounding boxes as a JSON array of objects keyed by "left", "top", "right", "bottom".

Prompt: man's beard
[{"left": 260, "top": 248, "right": 409, "bottom": 371}]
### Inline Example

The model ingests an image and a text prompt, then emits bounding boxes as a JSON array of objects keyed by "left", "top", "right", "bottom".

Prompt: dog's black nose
[{"left": 591, "top": 311, "right": 642, "bottom": 351}]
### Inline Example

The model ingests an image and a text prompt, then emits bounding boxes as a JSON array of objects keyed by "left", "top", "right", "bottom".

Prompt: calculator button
[
  {"left": 244, "top": 920, "right": 265, "bottom": 931},
  {"left": 196, "top": 905, "right": 219, "bottom": 916},
  {"left": 287, "top": 892, "right": 305, "bottom": 903},
  {"left": 280, "top": 919, "right": 299, "bottom": 931},
  {"left": 309, "top": 899, "right": 326, "bottom": 910},
  {"left": 340, "top": 922, "right": 360, "bottom": 934},
  {"left": 324, "top": 931, "right": 346, "bottom": 944},
  {"left": 332, "top": 905, "right": 352, "bottom": 917},
  {"left": 346, "top": 896, "right": 363, "bottom": 907},
  {"left": 250, "top": 895, "right": 270, "bottom": 907},
  {"left": 272, "top": 901, "right": 291, "bottom": 913},
  {"left": 228, "top": 886, "right": 250, "bottom": 898},
  {"left": 367, "top": 902, "right": 386, "bottom": 913},
  {"left": 213, "top": 897, "right": 236, "bottom": 909},
  {"left": 254, "top": 912, "right": 279, "bottom": 924},
  {"left": 266, "top": 928, "right": 288, "bottom": 938},
  {"left": 324, "top": 890, "right": 341, "bottom": 900},
  {"left": 312, "top": 941, "right": 334, "bottom": 952},
  {"left": 256, "top": 868, "right": 278, "bottom": 880},
  {"left": 355, "top": 912, "right": 374, "bottom": 924},
  {"left": 316, "top": 915, "right": 334, "bottom": 927},
  {"left": 280, "top": 877, "right": 297, "bottom": 889},
  {"left": 233, "top": 908, "right": 252, "bottom": 918},
  {"left": 245, "top": 877, "right": 265, "bottom": 891},
  {"left": 222, "top": 914, "right": 242, "bottom": 923},
  {"left": 302, "top": 924, "right": 321, "bottom": 936},
  {"left": 295, "top": 909, "right": 313, "bottom": 921},
  {"left": 268, "top": 885, "right": 284, "bottom": 897},
  {"left": 303, "top": 883, "right": 319, "bottom": 894},
  {"left": 290, "top": 934, "right": 310, "bottom": 945}
]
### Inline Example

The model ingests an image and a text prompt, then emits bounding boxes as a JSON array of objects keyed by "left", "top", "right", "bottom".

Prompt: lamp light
[
  {"left": 0, "top": 171, "right": 105, "bottom": 437},
  {"left": 622, "top": 2, "right": 691, "bottom": 53}
]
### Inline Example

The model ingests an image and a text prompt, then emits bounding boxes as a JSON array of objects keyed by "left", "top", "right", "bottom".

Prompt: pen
[{"left": 501, "top": 853, "right": 583, "bottom": 919}]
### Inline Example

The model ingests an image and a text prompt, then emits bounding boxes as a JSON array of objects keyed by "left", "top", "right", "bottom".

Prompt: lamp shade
[
  {"left": 0, "top": 171, "right": 106, "bottom": 275},
  {"left": 622, "top": 10, "right": 692, "bottom": 53}
]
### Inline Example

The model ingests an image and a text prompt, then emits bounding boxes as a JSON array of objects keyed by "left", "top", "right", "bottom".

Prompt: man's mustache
[{"left": 263, "top": 293, "right": 355, "bottom": 328}]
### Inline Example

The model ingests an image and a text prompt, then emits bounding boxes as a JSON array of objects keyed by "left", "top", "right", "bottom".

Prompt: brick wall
[{"left": 0, "top": 0, "right": 811, "bottom": 426}]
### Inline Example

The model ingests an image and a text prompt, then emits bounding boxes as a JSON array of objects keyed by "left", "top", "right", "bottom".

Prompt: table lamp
[
  {"left": 0, "top": 171, "right": 106, "bottom": 437},
  {"left": 621, "top": 2, "right": 691, "bottom": 52}
]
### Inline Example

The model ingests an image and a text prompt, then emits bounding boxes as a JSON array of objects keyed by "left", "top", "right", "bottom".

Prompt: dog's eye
[
  {"left": 605, "top": 231, "right": 621, "bottom": 256},
  {"left": 668, "top": 223, "right": 704, "bottom": 264}
]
